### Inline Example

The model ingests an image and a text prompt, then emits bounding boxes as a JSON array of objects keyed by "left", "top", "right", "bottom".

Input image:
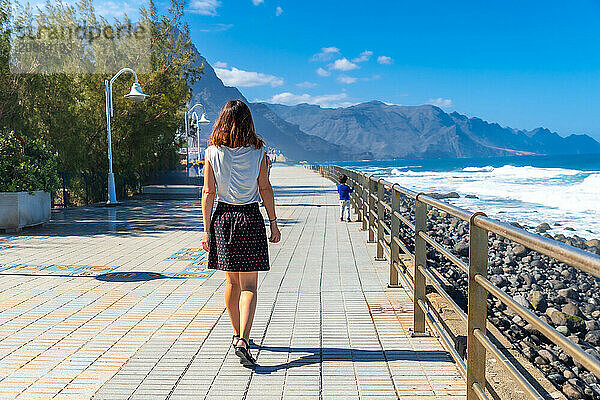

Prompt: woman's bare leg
[
  {"left": 225, "top": 272, "right": 241, "bottom": 336},
  {"left": 238, "top": 272, "right": 258, "bottom": 344}
]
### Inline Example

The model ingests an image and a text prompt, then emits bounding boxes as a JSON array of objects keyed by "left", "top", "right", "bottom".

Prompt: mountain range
[
  {"left": 190, "top": 50, "right": 600, "bottom": 161},
  {"left": 189, "top": 52, "right": 370, "bottom": 161}
]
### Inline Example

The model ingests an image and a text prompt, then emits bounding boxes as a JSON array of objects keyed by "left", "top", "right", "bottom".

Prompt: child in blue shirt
[{"left": 337, "top": 174, "right": 354, "bottom": 222}]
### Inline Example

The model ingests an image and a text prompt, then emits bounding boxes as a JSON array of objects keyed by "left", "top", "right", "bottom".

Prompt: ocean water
[{"left": 335, "top": 154, "right": 600, "bottom": 240}]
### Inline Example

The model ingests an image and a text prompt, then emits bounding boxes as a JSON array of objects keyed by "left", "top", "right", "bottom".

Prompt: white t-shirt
[{"left": 205, "top": 145, "right": 266, "bottom": 205}]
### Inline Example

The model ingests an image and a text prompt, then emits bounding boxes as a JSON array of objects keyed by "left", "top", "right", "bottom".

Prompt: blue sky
[{"left": 106, "top": 0, "right": 600, "bottom": 140}]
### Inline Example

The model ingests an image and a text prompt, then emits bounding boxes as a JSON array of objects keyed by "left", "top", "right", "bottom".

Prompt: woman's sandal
[
  {"left": 231, "top": 335, "right": 240, "bottom": 348},
  {"left": 234, "top": 338, "right": 256, "bottom": 367}
]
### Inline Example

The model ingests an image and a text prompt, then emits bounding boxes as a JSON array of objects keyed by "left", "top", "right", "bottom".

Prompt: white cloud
[
  {"left": 296, "top": 81, "right": 317, "bottom": 88},
  {"left": 329, "top": 58, "right": 359, "bottom": 71},
  {"left": 377, "top": 55, "right": 393, "bottom": 64},
  {"left": 316, "top": 67, "right": 331, "bottom": 77},
  {"left": 259, "top": 92, "right": 353, "bottom": 108},
  {"left": 252, "top": 0, "right": 264, "bottom": 5},
  {"left": 428, "top": 98, "right": 453, "bottom": 108},
  {"left": 337, "top": 76, "right": 358, "bottom": 84},
  {"left": 214, "top": 66, "right": 284, "bottom": 87},
  {"left": 189, "top": 0, "right": 221, "bottom": 15},
  {"left": 213, "top": 61, "right": 228, "bottom": 68},
  {"left": 311, "top": 47, "right": 340, "bottom": 62},
  {"left": 275, "top": 6, "right": 283, "bottom": 16},
  {"left": 352, "top": 50, "right": 373, "bottom": 63},
  {"left": 94, "top": 1, "right": 139, "bottom": 18},
  {"left": 198, "top": 23, "right": 233, "bottom": 32}
]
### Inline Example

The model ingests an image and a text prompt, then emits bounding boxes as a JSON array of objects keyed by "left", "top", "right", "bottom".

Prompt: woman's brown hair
[{"left": 210, "top": 100, "right": 264, "bottom": 149}]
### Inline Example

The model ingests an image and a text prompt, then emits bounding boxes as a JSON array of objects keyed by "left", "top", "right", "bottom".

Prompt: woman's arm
[
  {"left": 201, "top": 159, "right": 216, "bottom": 251},
  {"left": 258, "top": 153, "right": 281, "bottom": 243}
]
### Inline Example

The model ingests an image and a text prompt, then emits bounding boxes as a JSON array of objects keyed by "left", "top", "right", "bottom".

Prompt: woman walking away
[{"left": 201, "top": 100, "right": 281, "bottom": 368}]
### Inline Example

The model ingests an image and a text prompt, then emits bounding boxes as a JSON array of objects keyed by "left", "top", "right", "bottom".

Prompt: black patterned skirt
[{"left": 208, "top": 202, "right": 270, "bottom": 272}]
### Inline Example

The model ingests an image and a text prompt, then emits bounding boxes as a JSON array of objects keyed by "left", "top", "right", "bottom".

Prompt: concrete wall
[{"left": 0, "top": 191, "right": 51, "bottom": 231}]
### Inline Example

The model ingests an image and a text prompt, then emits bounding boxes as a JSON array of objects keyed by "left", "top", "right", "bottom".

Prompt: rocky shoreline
[{"left": 386, "top": 193, "right": 600, "bottom": 399}]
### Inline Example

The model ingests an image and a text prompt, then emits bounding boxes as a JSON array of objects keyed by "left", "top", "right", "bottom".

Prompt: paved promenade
[{"left": 0, "top": 165, "right": 465, "bottom": 399}]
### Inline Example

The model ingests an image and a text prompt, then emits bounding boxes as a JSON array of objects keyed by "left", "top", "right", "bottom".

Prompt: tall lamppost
[
  {"left": 184, "top": 104, "right": 210, "bottom": 175},
  {"left": 104, "top": 68, "right": 148, "bottom": 205}
]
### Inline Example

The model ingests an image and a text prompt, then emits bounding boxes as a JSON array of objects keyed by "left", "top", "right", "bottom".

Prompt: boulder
[
  {"left": 453, "top": 241, "right": 469, "bottom": 257},
  {"left": 490, "top": 275, "right": 507, "bottom": 288},
  {"left": 427, "top": 192, "right": 460, "bottom": 199},
  {"left": 546, "top": 307, "right": 560, "bottom": 318},
  {"left": 550, "top": 311, "right": 568, "bottom": 326},
  {"left": 536, "top": 223, "right": 551, "bottom": 233},
  {"left": 585, "top": 330, "right": 600, "bottom": 346},
  {"left": 562, "top": 303, "right": 583, "bottom": 318},
  {"left": 538, "top": 349, "right": 556, "bottom": 362},
  {"left": 558, "top": 288, "right": 577, "bottom": 300},
  {"left": 514, "top": 295, "right": 530, "bottom": 310},
  {"left": 557, "top": 325, "right": 569, "bottom": 336},
  {"left": 512, "top": 244, "right": 528, "bottom": 257},
  {"left": 548, "top": 373, "right": 566, "bottom": 385},
  {"left": 586, "top": 348, "right": 600, "bottom": 361},
  {"left": 562, "top": 382, "right": 585, "bottom": 399},
  {"left": 564, "top": 314, "right": 585, "bottom": 331},
  {"left": 585, "top": 320, "right": 600, "bottom": 331},
  {"left": 529, "top": 291, "right": 547, "bottom": 312},
  {"left": 564, "top": 370, "right": 576, "bottom": 379},
  {"left": 551, "top": 280, "right": 566, "bottom": 290},
  {"left": 586, "top": 239, "right": 600, "bottom": 248}
]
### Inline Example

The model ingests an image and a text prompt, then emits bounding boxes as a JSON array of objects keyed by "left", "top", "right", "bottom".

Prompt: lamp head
[
  {"left": 198, "top": 113, "right": 211, "bottom": 125},
  {"left": 124, "top": 82, "right": 148, "bottom": 102}
]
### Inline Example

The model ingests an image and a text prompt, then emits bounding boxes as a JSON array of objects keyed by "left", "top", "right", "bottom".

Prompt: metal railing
[
  {"left": 311, "top": 164, "right": 600, "bottom": 400},
  {"left": 51, "top": 169, "right": 197, "bottom": 207}
]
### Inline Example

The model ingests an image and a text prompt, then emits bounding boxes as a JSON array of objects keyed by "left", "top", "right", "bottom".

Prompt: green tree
[
  {"left": 0, "top": 130, "right": 59, "bottom": 192},
  {"left": 0, "top": 0, "right": 25, "bottom": 133},
  {"left": 1, "top": 0, "right": 202, "bottom": 201}
]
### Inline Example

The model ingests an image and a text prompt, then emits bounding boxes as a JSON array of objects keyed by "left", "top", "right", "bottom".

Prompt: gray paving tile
[{"left": 0, "top": 165, "right": 465, "bottom": 400}]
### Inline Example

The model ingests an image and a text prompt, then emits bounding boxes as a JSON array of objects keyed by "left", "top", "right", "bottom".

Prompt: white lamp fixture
[
  {"left": 198, "top": 113, "right": 211, "bottom": 125},
  {"left": 124, "top": 82, "right": 149, "bottom": 102},
  {"left": 104, "top": 68, "right": 148, "bottom": 205}
]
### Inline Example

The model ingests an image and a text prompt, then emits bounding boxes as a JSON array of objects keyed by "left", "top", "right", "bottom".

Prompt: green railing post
[
  {"left": 413, "top": 195, "right": 427, "bottom": 334},
  {"left": 375, "top": 179, "right": 386, "bottom": 260},
  {"left": 467, "top": 212, "right": 489, "bottom": 400},
  {"left": 367, "top": 176, "right": 376, "bottom": 243},
  {"left": 389, "top": 185, "right": 400, "bottom": 287}
]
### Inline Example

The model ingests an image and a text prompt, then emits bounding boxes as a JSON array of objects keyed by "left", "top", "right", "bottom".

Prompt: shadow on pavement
[
  {"left": 95, "top": 271, "right": 171, "bottom": 282},
  {"left": 252, "top": 345, "right": 453, "bottom": 374},
  {"left": 4, "top": 199, "right": 300, "bottom": 239}
]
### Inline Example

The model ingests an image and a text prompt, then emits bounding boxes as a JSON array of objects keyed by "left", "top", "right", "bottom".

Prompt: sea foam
[{"left": 382, "top": 164, "right": 600, "bottom": 238}]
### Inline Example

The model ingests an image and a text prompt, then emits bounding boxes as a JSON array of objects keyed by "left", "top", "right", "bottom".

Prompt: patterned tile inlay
[{"left": 0, "top": 262, "right": 214, "bottom": 280}]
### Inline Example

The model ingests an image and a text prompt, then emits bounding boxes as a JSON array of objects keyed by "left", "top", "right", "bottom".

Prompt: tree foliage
[
  {"left": 0, "top": 130, "right": 59, "bottom": 192},
  {"left": 0, "top": 0, "right": 201, "bottom": 184}
]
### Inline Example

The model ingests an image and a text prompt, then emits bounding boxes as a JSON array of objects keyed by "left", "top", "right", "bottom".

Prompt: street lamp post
[
  {"left": 184, "top": 104, "right": 210, "bottom": 175},
  {"left": 104, "top": 68, "right": 148, "bottom": 205}
]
